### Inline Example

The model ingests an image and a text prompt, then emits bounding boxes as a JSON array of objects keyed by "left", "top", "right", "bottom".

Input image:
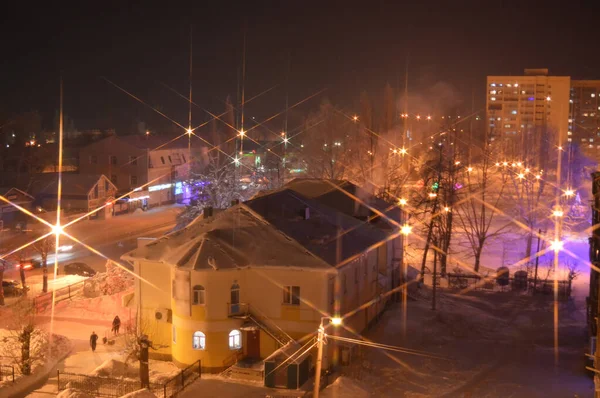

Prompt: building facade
[
  {"left": 570, "top": 80, "right": 600, "bottom": 160},
  {"left": 486, "top": 69, "right": 570, "bottom": 163},
  {"left": 123, "top": 181, "right": 404, "bottom": 377},
  {"left": 79, "top": 135, "right": 208, "bottom": 209}
]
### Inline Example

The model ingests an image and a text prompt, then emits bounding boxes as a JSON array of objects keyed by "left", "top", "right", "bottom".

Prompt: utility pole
[
  {"left": 432, "top": 237, "right": 438, "bottom": 311},
  {"left": 313, "top": 323, "right": 325, "bottom": 398},
  {"left": 420, "top": 143, "right": 443, "bottom": 282},
  {"left": 533, "top": 229, "right": 543, "bottom": 293}
]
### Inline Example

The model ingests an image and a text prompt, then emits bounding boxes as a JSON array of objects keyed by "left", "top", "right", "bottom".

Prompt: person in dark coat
[
  {"left": 112, "top": 316, "right": 121, "bottom": 335},
  {"left": 90, "top": 331, "right": 98, "bottom": 352}
]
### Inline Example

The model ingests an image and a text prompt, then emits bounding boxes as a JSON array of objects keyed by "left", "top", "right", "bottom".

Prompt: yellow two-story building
[{"left": 123, "top": 179, "right": 404, "bottom": 376}]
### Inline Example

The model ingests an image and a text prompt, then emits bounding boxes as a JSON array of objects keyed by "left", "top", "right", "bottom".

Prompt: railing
[
  {"left": 223, "top": 350, "right": 244, "bottom": 368},
  {"left": 227, "top": 302, "right": 293, "bottom": 346},
  {"left": 33, "top": 280, "right": 85, "bottom": 313},
  {"left": 57, "top": 361, "right": 201, "bottom": 398},
  {"left": 57, "top": 371, "right": 163, "bottom": 397},
  {"left": 0, "top": 364, "right": 14, "bottom": 383},
  {"left": 162, "top": 360, "right": 201, "bottom": 397}
]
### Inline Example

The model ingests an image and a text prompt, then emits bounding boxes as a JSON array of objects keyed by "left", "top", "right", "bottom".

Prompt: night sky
[{"left": 1, "top": 1, "right": 599, "bottom": 133}]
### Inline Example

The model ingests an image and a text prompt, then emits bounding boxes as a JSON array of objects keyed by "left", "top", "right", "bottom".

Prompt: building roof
[
  {"left": 245, "top": 189, "right": 389, "bottom": 267},
  {"left": 122, "top": 204, "right": 333, "bottom": 272},
  {"left": 118, "top": 134, "right": 205, "bottom": 151},
  {"left": 28, "top": 173, "right": 110, "bottom": 197},
  {"left": 283, "top": 178, "right": 403, "bottom": 229}
]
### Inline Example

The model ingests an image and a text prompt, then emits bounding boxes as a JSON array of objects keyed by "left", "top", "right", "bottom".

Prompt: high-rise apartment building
[
  {"left": 486, "top": 69, "right": 570, "bottom": 160},
  {"left": 569, "top": 80, "right": 600, "bottom": 157}
]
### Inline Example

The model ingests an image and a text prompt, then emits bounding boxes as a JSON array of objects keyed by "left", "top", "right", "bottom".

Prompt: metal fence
[
  {"left": 162, "top": 360, "right": 202, "bottom": 397},
  {"left": 0, "top": 364, "right": 15, "bottom": 383},
  {"left": 57, "top": 360, "right": 201, "bottom": 398},
  {"left": 33, "top": 280, "right": 85, "bottom": 313},
  {"left": 57, "top": 371, "right": 163, "bottom": 397}
]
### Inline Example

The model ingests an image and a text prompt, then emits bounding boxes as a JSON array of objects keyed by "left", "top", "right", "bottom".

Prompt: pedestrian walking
[
  {"left": 112, "top": 315, "right": 121, "bottom": 335},
  {"left": 90, "top": 331, "right": 98, "bottom": 352}
]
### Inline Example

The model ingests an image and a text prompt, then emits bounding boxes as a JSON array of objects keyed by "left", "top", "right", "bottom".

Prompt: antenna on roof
[{"left": 188, "top": 25, "right": 193, "bottom": 181}]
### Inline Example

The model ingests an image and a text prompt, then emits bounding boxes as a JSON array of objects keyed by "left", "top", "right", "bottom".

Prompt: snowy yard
[{"left": 340, "top": 286, "right": 593, "bottom": 397}]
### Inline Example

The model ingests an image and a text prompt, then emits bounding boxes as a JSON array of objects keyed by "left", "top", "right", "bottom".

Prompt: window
[
  {"left": 110, "top": 155, "right": 117, "bottom": 165},
  {"left": 182, "top": 154, "right": 187, "bottom": 163},
  {"left": 192, "top": 331, "right": 205, "bottom": 350},
  {"left": 93, "top": 185, "right": 98, "bottom": 198},
  {"left": 111, "top": 175, "right": 118, "bottom": 184},
  {"left": 105, "top": 180, "right": 109, "bottom": 191},
  {"left": 130, "top": 176, "right": 138, "bottom": 186},
  {"left": 231, "top": 283, "right": 240, "bottom": 304},
  {"left": 89, "top": 155, "right": 97, "bottom": 164},
  {"left": 130, "top": 156, "right": 138, "bottom": 165},
  {"left": 193, "top": 285, "right": 205, "bottom": 305},
  {"left": 172, "top": 325, "right": 177, "bottom": 344},
  {"left": 168, "top": 155, "right": 173, "bottom": 163},
  {"left": 355, "top": 267, "right": 359, "bottom": 284},
  {"left": 160, "top": 156, "right": 165, "bottom": 165},
  {"left": 342, "top": 274, "right": 347, "bottom": 294},
  {"left": 229, "top": 330, "right": 241, "bottom": 350},
  {"left": 283, "top": 286, "right": 300, "bottom": 305}
]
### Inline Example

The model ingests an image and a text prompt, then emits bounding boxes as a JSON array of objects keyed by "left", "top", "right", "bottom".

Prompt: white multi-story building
[{"left": 486, "top": 69, "right": 570, "bottom": 161}]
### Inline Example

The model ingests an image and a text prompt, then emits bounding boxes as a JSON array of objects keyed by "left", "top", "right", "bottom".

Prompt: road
[{"left": 2, "top": 204, "right": 182, "bottom": 281}]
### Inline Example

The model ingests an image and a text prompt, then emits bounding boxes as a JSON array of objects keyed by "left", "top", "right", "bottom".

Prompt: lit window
[
  {"left": 568, "top": 131, "right": 572, "bottom": 136},
  {"left": 283, "top": 286, "right": 300, "bottom": 305},
  {"left": 193, "top": 285, "right": 205, "bottom": 305},
  {"left": 591, "top": 139, "right": 595, "bottom": 142},
  {"left": 172, "top": 325, "right": 177, "bottom": 344},
  {"left": 229, "top": 330, "right": 241, "bottom": 350},
  {"left": 507, "top": 84, "right": 512, "bottom": 87},
  {"left": 592, "top": 93, "right": 596, "bottom": 98},
  {"left": 192, "top": 331, "right": 205, "bottom": 350},
  {"left": 490, "top": 90, "right": 497, "bottom": 94},
  {"left": 511, "top": 110, "right": 517, "bottom": 115},
  {"left": 568, "top": 138, "right": 572, "bottom": 142},
  {"left": 490, "top": 83, "right": 496, "bottom": 87},
  {"left": 490, "top": 97, "right": 496, "bottom": 101}
]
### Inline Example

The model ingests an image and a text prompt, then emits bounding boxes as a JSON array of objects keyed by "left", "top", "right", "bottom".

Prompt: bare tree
[
  {"left": 455, "top": 145, "right": 510, "bottom": 272},
  {"left": 32, "top": 236, "right": 55, "bottom": 293},
  {"left": 0, "top": 260, "right": 5, "bottom": 306}
]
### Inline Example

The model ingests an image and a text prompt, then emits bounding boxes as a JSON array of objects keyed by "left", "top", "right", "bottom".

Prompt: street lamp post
[{"left": 313, "top": 316, "right": 341, "bottom": 398}]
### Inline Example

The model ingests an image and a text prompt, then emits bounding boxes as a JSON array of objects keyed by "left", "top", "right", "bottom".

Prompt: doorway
[{"left": 246, "top": 330, "right": 260, "bottom": 359}]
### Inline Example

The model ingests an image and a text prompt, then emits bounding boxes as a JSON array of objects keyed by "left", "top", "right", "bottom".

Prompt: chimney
[
  {"left": 203, "top": 206, "right": 213, "bottom": 219},
  {"left": 304, "top": 207, "right": 310, "bottom": 220},
  {"left": 231, "top": 199, "right": 240, "bottom": 207}
]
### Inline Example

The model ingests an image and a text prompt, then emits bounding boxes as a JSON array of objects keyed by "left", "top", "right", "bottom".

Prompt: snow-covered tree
[{"left": 101, "top": 261, "right": 134, "bottom": 295}]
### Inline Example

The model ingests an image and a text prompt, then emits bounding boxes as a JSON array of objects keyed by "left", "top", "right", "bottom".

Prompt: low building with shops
[
  {"left": 79, "top": 134, "right": 208, "bottom": 210},
  {"left": 28, "top": 173, "right": 118, "bottom": 219}
]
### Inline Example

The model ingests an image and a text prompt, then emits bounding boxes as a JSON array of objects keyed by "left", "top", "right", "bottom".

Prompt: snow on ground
[
  {"left": 0, "top": 329, "right": 71, "bottom": 396},
  {"left": 321, "top": 376, "right": 370, "bottom": 398},
  {"left": 119, "top": 388, "right": 158, "bottom": 398},
  {"left": 56, "top": 388, "right": 94, "bottom": 398},
  {"left": 339, "top": 287, "right": 594, "bottom": 397}
]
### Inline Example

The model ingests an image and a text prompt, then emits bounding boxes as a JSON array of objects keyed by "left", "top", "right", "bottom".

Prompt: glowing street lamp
[
  {"left": 186, "top": 128, "right": 193, "bottom": 135},
  {"left": 314, "top": 316, "right": 342, "bottom": 397},
  {"left": 239, "top": 129, "right": 245, "bottom": 137},
  {"left": 549, "top": 240, "right": 563, "bottom": 252},
  {"left": 552, "top": 209, "right": 564, "bottom": 217},
  {"left": 495, "top": 162, "right": 500, "bottom": 166},
  {"left": 467, "top": 167, "right": 473, "bottom": 172},
  {"left": 399, "top": 147, "right": 407, "bottom": 155},
  {"left": 398, "top": 198, "right": 408, "bottom": 206},
  {"left": 401, "top": 224, "right": 412, "bottom": 236},
  {"left": 51, "top": 224, "right": 64, "bottom": 236},
  {"left": 443, "top": 207, "right": 451, "bottom": 212},
  {"left": 518, "top": 173, "right": 525, "bottom": 179},
  {"left": 564, "top": 189, "right": 575, "bottom": 197},
  {"left": 352, "top": 115, "right": 359, "bottom": 122},
  {"left": 427, "top": 115, "right": 432, "bottom": 120},
  {"left": 535, "top": 174, "right": 541, "bottom": 180}
]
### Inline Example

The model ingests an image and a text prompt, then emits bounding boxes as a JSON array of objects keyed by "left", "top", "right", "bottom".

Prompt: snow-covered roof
[
  {"left": 122, "top": 204, "right": 333, "bottom": 272},
  {"left": 283, "top": 178, "right": 403, "bottom": 229},
  {"left": 245, "top": 189, "right": 390, "bottom": 267}
]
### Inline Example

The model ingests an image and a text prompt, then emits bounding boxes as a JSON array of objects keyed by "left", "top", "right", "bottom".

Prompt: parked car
[
  {"left": 63, "top": 263, "right": 96, "bottom": 277},
  {"left": 19, "top": 259, "right": 42, "bottom": 270},
  {"left": 2, "top": 280, "right": 26, "bottom": 296}
]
